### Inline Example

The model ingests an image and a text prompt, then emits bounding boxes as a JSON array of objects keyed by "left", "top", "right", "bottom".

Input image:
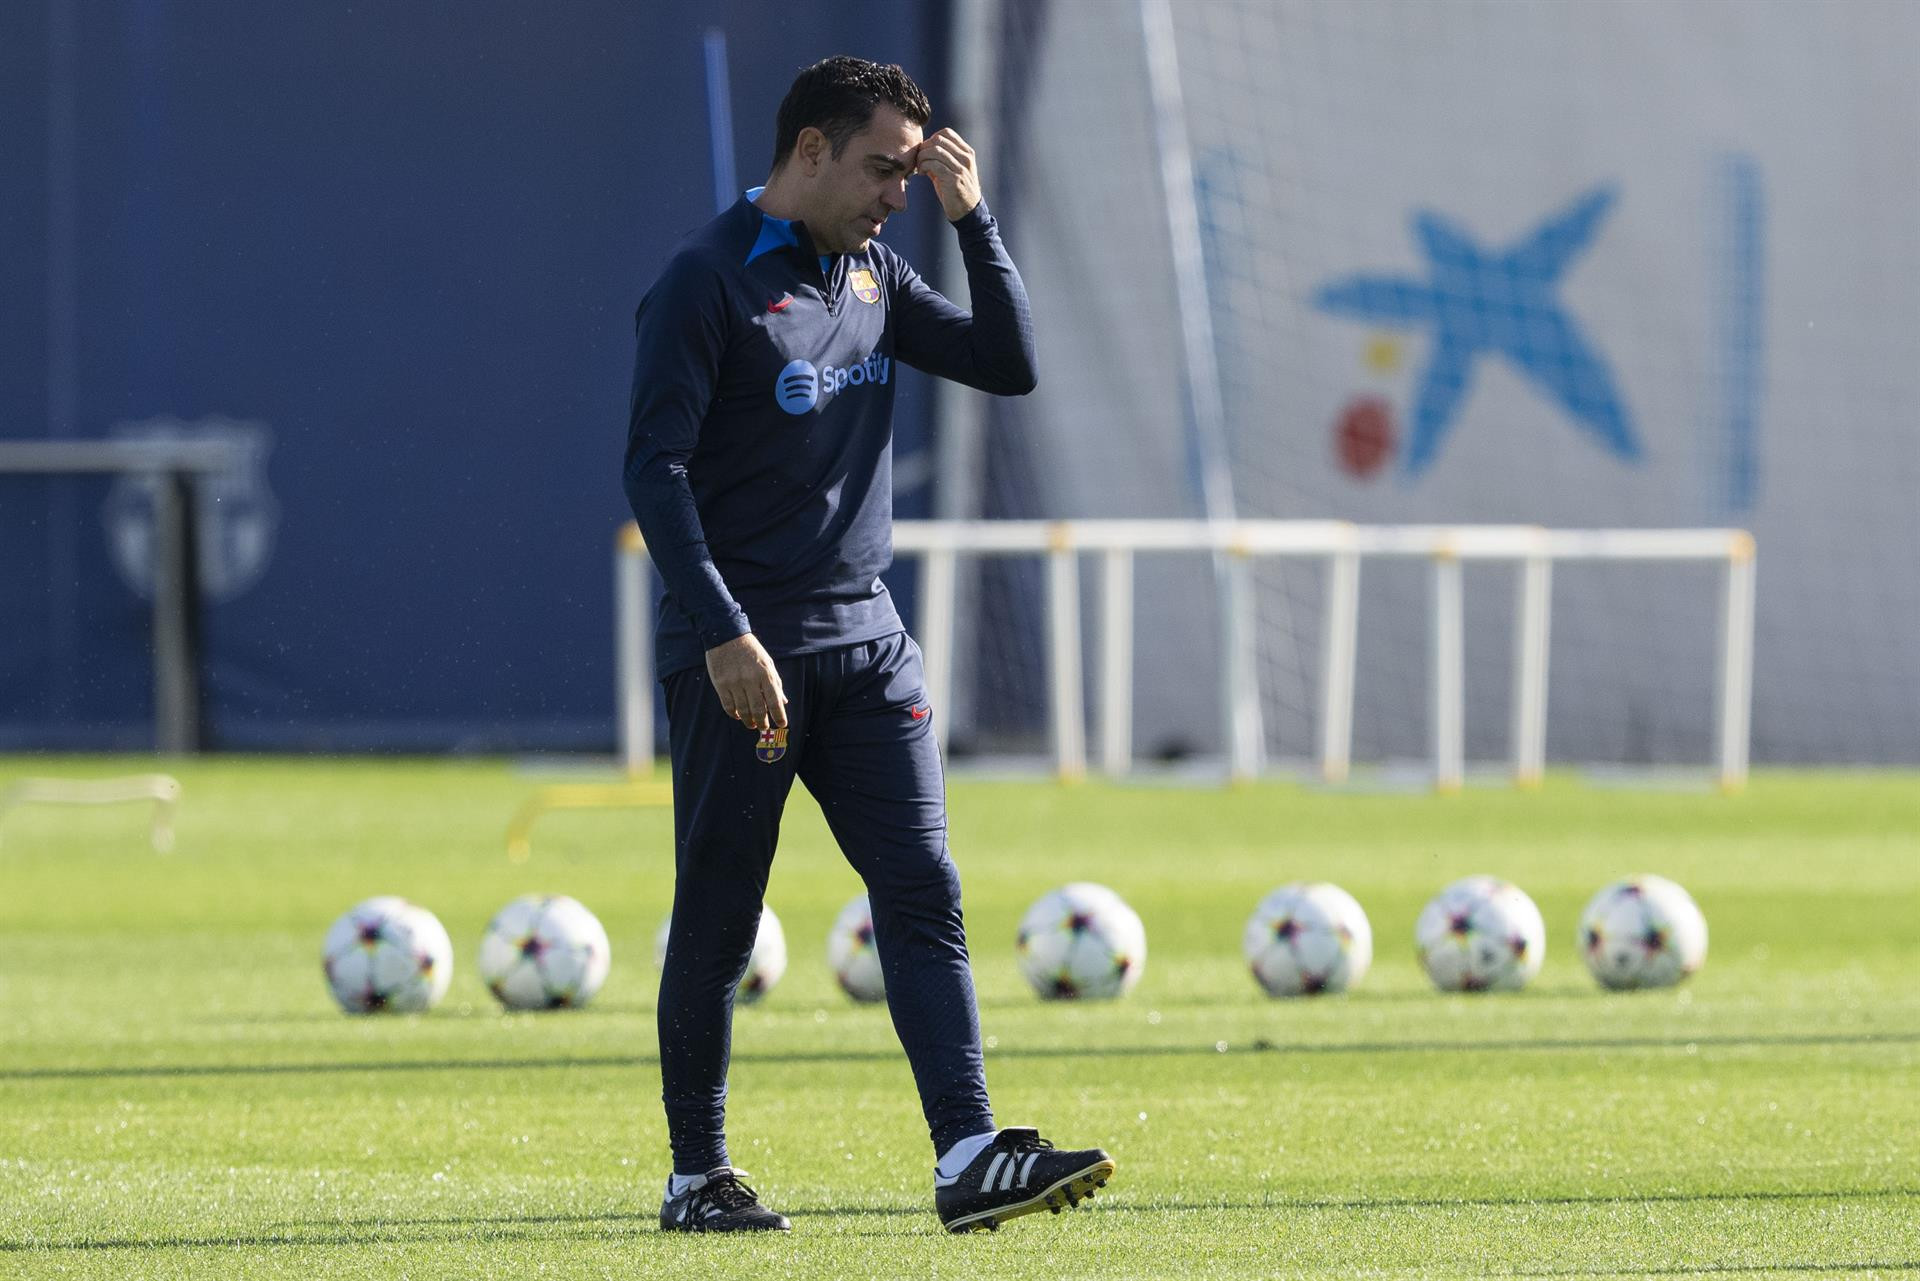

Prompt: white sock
[
  {"left": 667, "top": 1171, "right": 703, "bottom": 1197},
  {"left": 933, "top": 1130, "right": 1000, "bottom": 1186}
]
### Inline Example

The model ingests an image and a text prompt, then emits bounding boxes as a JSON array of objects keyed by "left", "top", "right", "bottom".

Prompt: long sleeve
[
  {"left": 622, "top": 255, "right": 752, "bottom": 651},
  {"left": 890, "top": 200, "right": 1038, "bottom": 395}
]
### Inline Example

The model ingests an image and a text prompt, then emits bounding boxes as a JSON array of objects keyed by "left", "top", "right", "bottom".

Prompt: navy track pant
[{"left": 656, "top": 630, "right": 994, "bottom": 1172}]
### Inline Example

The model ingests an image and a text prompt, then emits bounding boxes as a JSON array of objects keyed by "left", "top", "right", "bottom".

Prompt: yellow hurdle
[{"left": 505, "top": 781, "right": 673, "bottom": 863}]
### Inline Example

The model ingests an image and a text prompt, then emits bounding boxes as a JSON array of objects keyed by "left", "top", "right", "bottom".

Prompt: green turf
[{"left": 1, "top": 758, "right": 1915, "bottom": 1279}]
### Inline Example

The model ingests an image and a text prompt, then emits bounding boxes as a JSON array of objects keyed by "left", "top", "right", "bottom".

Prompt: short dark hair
[{"left": 771, "top": 56, "right": 931, "bottom": 170}]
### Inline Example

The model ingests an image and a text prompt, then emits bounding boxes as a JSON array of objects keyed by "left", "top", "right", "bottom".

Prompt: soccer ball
[
  {"left": 654, "top": 903, "right": 787, "bottom": 1004},
  {"left": 1016, "top": 882, "right": 1147, "bottom": 1000},
  {"left": 1243, "top": 882, "right": 1373, "bottom": 997},
  {"left": 1579, "top": 875, "right": 1708, "bottom": 990},
  {"left": 478, "top": 894, "right": 612, "bottom": 1010},
  {"left": 826, "top": 893, "right": 886, "bottom": 1003},
  {"left": 321, "top": 896, "right": 453, "bottom": 1014},
  {"left": 1415, "top": 876, "right": 1546, "bottom": 992}
]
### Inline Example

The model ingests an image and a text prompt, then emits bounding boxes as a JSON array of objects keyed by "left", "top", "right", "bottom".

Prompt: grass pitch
[{"left": 1, "top": 758, "right": 1916, "bottom": 1279}]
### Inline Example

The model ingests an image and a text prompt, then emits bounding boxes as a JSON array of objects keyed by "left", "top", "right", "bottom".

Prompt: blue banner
[{"left": 0, "top": 0, "right": 948, "bottom": 751}]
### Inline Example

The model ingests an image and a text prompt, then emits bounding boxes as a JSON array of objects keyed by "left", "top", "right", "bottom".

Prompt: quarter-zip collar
[{"left": 743, "top": 186, "right": 843, "bottom": 313}]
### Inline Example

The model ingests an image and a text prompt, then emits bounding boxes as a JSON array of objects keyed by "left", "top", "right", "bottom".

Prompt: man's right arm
[
  {"left": 622, "top": 254, "right": 751, "bottom": 652},
  {"left": 623, "top": 255, "right": 789, "bottom": 730}
]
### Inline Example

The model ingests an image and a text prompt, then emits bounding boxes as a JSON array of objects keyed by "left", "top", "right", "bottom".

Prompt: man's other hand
[{"left": 705, "top": 634, "right": 790, "bottom": 731}]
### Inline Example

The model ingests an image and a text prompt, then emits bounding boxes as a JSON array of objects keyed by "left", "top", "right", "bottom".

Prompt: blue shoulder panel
[{"left": 742, "top": 187, "right": 801, "bottom": 265}]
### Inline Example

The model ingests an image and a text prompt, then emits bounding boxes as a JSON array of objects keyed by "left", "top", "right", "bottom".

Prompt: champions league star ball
[
  {"left": 1243, "top": 882, "right": 1373, "bottom": 997},
  {"left": 1580, "top": 875, "right": 1708, "bottom": 990},
  {"left": 478, "top": 894, "right": 612, "bottom": 1010},
  {"left": 1415, "top": 876, "right": 1546, "bottom": 993},
  {"left": 654, "top": 904, "right": 788, "bottom": 1004},
  {"left": 826, "top": 894, "right": 887, "bottom": 1003},
  {"left": 1016, "top": 882, "right": 1147, "bottom": 1001},
  {"left": 321, "top": 897, "right": 454, "bottom": 1014}
]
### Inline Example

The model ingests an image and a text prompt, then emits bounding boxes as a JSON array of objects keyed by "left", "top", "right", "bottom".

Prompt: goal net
[{"left": 935, "top": 0, "right": 1920, "bottom": 771}]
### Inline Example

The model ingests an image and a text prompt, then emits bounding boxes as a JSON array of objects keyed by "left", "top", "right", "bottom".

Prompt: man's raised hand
[{"left": 914, "top": 128, "right": 981, "bottom": 222}]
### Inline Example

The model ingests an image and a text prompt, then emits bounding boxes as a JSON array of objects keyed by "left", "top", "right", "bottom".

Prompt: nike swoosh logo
[
  {"left": 767, "top": 294, "right": 793, "bottom": 313},
  {"left": 910, "top": 705, "right": 930, "bottom": 721}
]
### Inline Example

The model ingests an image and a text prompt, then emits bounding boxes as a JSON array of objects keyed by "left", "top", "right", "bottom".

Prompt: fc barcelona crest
[
  {"left": 756, "top": 726, "right": 788, "bottom": 763},
  {"left": 849, "top": 267, "right": 880, "bottom": 305}
]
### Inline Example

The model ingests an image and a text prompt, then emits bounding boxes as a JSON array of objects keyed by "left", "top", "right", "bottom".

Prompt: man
[{"left": 624, "top": 56, "right": 1116, "bottom": 1234}]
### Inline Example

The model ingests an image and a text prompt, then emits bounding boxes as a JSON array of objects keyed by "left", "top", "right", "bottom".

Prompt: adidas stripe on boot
[{"left": 934, "top": 1128, "right": 1115, "bottom": 1233}]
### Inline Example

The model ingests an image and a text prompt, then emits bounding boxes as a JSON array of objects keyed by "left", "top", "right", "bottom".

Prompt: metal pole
[
  {"left": 1318, "top": 549, "right": 1360, "bottom": 784},
  {"left": 47, "top": 0, "right": 81, "bottom": 723},
  {"left": 615, "top": 524, "right": 651, "bottom": 777},
  {"left": 1141, "top": 0, "right": 1261, "bottom": 782},
  {"left": 1430, "top": 550, "right": 1464, "bottom": 792},
  {"left": 1716, "top": 532, "right": 1757, "bottom": 791},
  {"left": 1511, "top": 553, "right": 1552, "bottom": 786},
  {"left": 1046, "top": 526, "right": 1085, "bottom": 780},
  {"left": 1098, "top": 547, "right": 1134, "bottom": 775},
  {"left": 150, "top": 471, "right": 201, "bottom": 753},
  {"left": 932, "top": 0, "right": 998, "bottom": 517},
  {"left": 1224, "top": 546, "right": 1262, "bottom": 782},
  {"left": 1139, "top": 0, "right": 1235, "bottom": 528},
  {"left": 702, "top": 29, "right": 737, "bottom": 214},
  {"left": 919, "top": 546, "right": 958, "bottom": 758},
  {"left": 927, "top": 0, "right": 1001, "bottom": 747}
]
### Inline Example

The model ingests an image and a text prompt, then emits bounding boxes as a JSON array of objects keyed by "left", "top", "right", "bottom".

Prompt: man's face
[{"left": 803, "top": 105, "right": 922, "bottom": 254}]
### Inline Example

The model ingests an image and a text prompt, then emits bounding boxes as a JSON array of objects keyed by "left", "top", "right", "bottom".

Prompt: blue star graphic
[{"left": 1314, "top": 186, "right": 1640, "bottom": 475}]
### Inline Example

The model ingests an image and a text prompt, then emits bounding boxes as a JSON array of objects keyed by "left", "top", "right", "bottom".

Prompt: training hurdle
[
  {"left": 0, "top": 774, "right": 183, "bottom": 853},
  {"left": 614, "top": 520, "right": 1756, "bottom": 793}
]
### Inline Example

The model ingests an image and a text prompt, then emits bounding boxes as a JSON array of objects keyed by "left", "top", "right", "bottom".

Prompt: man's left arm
[{"left": 890, "top": 128, "right": 1038, "bottom": 396}]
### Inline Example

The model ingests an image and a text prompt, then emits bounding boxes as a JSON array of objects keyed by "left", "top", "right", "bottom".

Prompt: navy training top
[{"left": 624, "top": 189, "right": 1036, "bottom": 679}]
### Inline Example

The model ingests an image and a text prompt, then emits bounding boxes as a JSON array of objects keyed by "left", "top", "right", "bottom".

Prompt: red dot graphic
[{"left": 1335, "top": 395, "right": 1396, "bottom": 479}]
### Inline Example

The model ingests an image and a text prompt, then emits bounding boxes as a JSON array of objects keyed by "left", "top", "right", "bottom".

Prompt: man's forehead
[{"left": 849, "top": 106, "right": 923, "bottom": 160}]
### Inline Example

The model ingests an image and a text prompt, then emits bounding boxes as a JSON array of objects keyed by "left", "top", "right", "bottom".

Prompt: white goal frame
[{"left": 615, "top": 520, "right": 1755, "bottom": 791}]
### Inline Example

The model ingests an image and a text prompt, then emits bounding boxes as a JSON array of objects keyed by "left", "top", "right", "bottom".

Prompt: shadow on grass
[
  {"left": 195, "top": 992, "right": 1513, "bottom": 1025},
  {"left": 0, "top": 1225, "right": 635, "bottom": 1254},
  {"left": 189, "top": 1011, "right": 492, "bottom": 1026},
  {"left": 6, "top": 1188, "right": 1916, "bottom": 1255},
  {"left": 971, "top": 985, "right": 1617, "bottom": 1012},
  {"left": 188, "top": 1001, "right": 883, "bottom": 1026},
  {"left": 343, "top": 1183, "right": 1920, "bottom": 1227},
  {"left": 1075, "top": 1185, "right": 1920, "bottom": 1216},
  {"left": 195, "top": 987, "right": 1645, "bottom": 1026},
  {"left": 1498, "top": 1264, "right": 1920, "bottom": 1277},
  {"left": 5, "top": 1029, "right": 1917, "bottom": 1084}
]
